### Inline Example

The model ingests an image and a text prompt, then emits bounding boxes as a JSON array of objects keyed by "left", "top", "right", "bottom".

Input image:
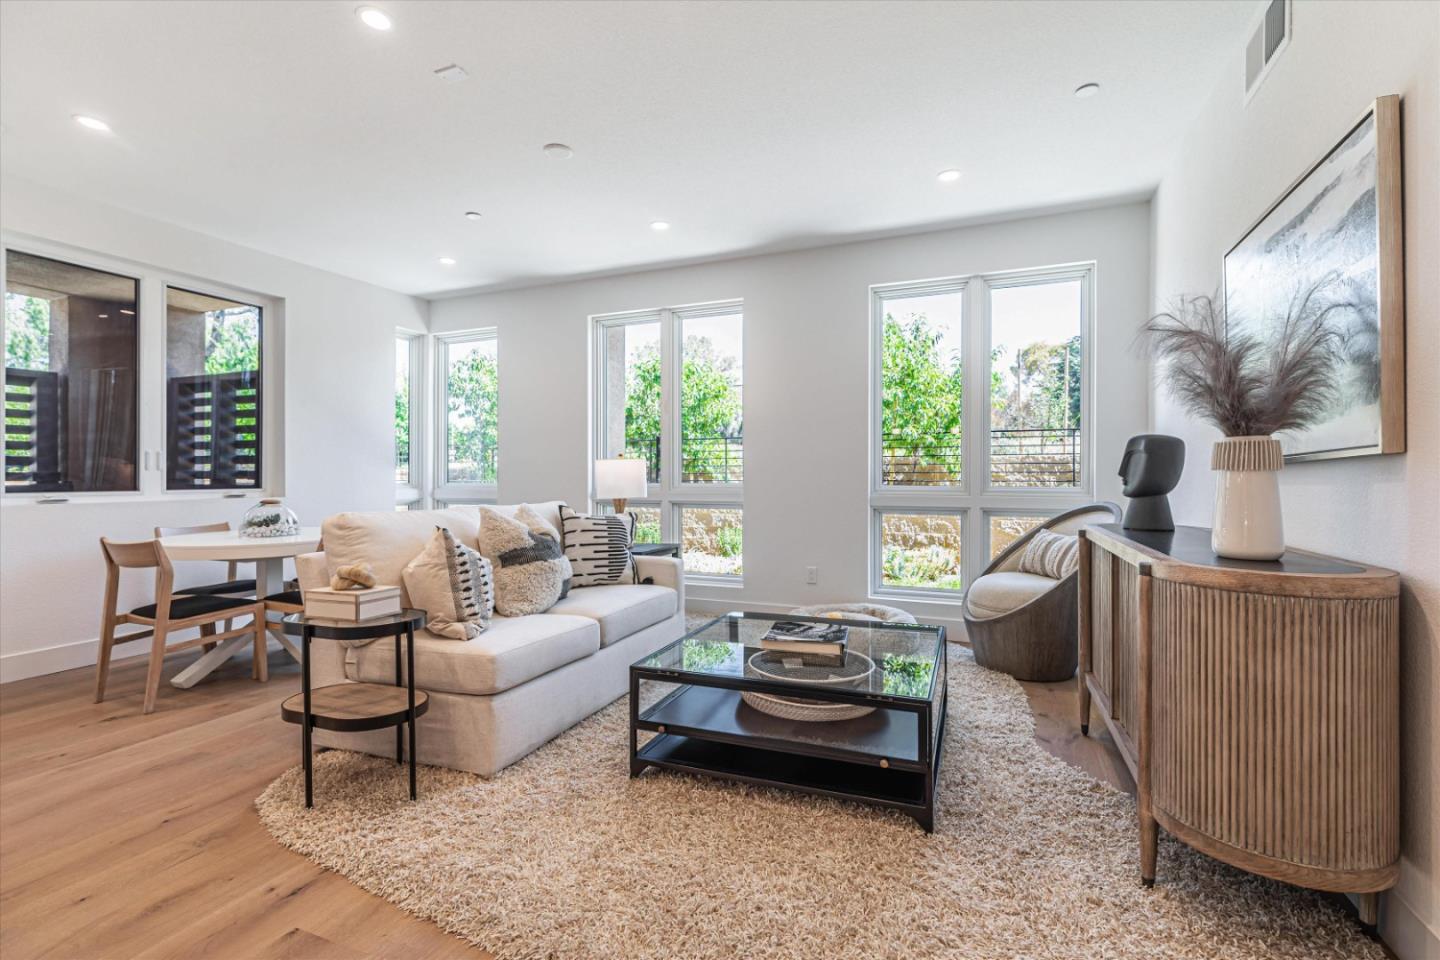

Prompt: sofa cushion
[
  {"left": 547, "top": 584, "right": 677, "bottom": 646},
  {"left": 966, "top": 571, "right": 1058, "bottom": 620},
  {"left": 346, "top": 613, "right": 600, "bottom": 696},
  {"left": 321, "top": 508, "right": 481, "bottom": 608}
]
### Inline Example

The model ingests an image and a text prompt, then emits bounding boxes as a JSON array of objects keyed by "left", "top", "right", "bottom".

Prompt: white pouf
[{"left": 788, "top": 602, "right": 916, "bottom": 624}]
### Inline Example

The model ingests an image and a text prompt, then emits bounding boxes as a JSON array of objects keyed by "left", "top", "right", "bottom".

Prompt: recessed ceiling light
[
  {"left": 650, "top": 221, "right": 671, "bottom": 232},
  {"left": 73, "top": 114, "right": 111, "bottom": 133},
  {"left": 1074, "top": 83, "right": 1101, "bottom": 99},
  {"left": 936, "top": 169, "right": 962, "bottom": 183},
  {"left": 438, "top": 257, "right": 457, "bottom": 266},
  {"left": 356, "top": 6, "right": 392, "bottom": 30},
  {"left": 464, "top": 211, "right": 483, "bottom": 221},
  {"left": 97, "top": 313, "right": 109, "bottom": 319},
  {"left": 542, "top": 143, "right": 574, "bottom": 159},
  {"left": 119, "top": 308, "right": 135, "bottom": 315}
]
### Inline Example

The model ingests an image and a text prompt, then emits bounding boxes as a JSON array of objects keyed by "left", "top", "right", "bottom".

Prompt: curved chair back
[{"left": 985, "top": 502, "right": 1121, "bottom": 576}]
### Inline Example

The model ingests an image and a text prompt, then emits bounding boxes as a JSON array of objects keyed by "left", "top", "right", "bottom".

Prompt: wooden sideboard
[{"left": 1078, "top": 524, "right": 1400, "bottom": 924}]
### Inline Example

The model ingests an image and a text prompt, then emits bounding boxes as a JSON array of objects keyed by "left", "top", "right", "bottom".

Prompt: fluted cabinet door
[{"left": 1150, "top": 580, "right": 1400, "bottom": 891}]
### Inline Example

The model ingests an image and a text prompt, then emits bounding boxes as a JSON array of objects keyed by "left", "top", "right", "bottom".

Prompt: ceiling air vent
[{"left": 1245, "top": 0, "right": 1291, "bottom": 101}]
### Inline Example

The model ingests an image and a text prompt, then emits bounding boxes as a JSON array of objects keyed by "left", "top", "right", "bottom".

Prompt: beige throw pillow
[
  {"left": 1018, "top": 530, "right": 1080, "bottom": 579},
  {"left": 403, "top": 527, "right": 495, "bottom": 640},
  {"left": 477, "top": 504, "right": 573, "bottom": 616}
]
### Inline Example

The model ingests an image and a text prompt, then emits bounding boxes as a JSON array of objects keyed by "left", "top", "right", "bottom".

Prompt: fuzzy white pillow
[
  {"left": 477, "top": 504, "right": 573, "bottom": 616},
  {"left": 402, "top": 527, "right": 495, "bottom": 640}
]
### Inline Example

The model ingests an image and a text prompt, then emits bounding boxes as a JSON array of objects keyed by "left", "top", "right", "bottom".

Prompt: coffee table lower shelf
[{"left": 631, "top": 703, "right": 944, "bottom": 831}]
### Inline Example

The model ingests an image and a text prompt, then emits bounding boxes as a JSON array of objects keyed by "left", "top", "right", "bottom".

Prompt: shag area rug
[{"left": 255, "top": 644, "right": 1381, "bottom": 960}]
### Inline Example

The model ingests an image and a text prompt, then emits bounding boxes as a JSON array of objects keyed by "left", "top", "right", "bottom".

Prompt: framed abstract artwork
[{"left": 1223, "top": 95, "right": 1405, "bottom": 461}]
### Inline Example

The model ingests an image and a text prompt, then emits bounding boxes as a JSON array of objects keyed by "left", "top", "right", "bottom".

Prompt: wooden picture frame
[{"left": 1223, "top": 95, "right": 1405, "bottom": 462}]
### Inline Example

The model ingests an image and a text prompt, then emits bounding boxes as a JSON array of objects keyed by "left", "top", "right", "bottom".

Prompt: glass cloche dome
[{"left": 239, "top": 498, "right": 300, "bottom": 538}]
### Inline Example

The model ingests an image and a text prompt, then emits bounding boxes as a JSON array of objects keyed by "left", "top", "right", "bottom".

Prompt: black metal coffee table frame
[
  {"left": 281, "top": 609, "right": 429, "bottom": 808},
  {"left": 629, "top": 611, "right": 948, "bottom": 831}
]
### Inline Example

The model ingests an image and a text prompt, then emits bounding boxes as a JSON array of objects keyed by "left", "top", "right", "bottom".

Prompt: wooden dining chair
[
  {"left": 96, "top": 537, "right": 268, "bottom": 714},
  {"left": 263, "top": 538, "right": 325, "bottom": 617},
  {"left": 154, "top": 522, "right": 257, "bottom": 597}
]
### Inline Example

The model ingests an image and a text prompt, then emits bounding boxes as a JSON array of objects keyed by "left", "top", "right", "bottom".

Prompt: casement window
[
  {"left": 870, "top": 264, "right": 1093, "bottom": 601},
  {"left": 435, "top": 329, "right": 498, "bottom": 505},
  {"left": 593, "top": 301, "right": 743, "bottom": 581},
  {"left": 3, "top": 243, "right": 279, "bottom": 501}
]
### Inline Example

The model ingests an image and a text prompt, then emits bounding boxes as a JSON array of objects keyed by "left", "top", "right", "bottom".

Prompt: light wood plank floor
[{"left": 0, "top": 642, "right": 1137, "bottom": 959}]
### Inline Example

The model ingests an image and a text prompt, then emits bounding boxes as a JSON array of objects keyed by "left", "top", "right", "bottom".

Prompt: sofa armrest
[
  {"left": 293, "top": 550, "right": 350, "bottom": 685},
  {"left": 634, "top": 555, "right": 685, "bottom": 614},
  {"left": 295, "top": 551, "right": 329, "bottom": 590}
]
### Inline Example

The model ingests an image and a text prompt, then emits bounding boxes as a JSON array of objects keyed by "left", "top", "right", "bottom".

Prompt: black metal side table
[{"left": 280, "top": 609, "right": 429, "bottom": 808}]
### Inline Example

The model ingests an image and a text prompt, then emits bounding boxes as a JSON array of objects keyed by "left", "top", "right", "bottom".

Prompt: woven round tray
[{"left": 740, "top": 650, "right": 876, "bottom": 722}]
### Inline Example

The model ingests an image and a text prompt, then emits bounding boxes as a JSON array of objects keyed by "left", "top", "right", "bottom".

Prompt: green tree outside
[
  {"left": 445, "top": 348, "right": 499, "bottom": 484},
  {"left": 4, "top": 294, "right": 51, "bottom": 371},
  {"left": 623, "top": 335, "right": 743, "bottom": 481}
]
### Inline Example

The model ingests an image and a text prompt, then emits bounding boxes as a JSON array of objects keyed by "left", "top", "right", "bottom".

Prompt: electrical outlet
[{"left": 805, "top": 566, "right": 818, "bottom": 585}]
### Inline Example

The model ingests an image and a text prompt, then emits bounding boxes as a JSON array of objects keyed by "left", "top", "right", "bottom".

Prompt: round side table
[{"left": 280, "top": 609, "right": 429, "bottom": 808}]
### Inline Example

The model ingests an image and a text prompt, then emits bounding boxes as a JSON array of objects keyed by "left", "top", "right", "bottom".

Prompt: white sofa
[{"left": 297, "top": 502, "right": 685, "bottom": 777}]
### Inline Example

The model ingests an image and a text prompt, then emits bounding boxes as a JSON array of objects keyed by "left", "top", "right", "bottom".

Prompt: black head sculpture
[{"left": 1118, "top": 434, "right": 1185, "bottom": 531}]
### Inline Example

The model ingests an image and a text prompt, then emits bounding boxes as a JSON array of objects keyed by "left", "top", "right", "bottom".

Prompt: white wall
[
  {"left": 429, "top": 201, "right": 1152, "bottom": 637},
  {"left": 0, "top": 178, "right": 428, "bottom": 681},
  {"left": 1148, "top": 3, "right": 1439, "bottom": 955}
]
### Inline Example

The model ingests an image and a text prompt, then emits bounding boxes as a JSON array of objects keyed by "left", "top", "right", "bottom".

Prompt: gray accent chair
[{"left": 962, "top": 502, "right": 1121, "bottom": 682}]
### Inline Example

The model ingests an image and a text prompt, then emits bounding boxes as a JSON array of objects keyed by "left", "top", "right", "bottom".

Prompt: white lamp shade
[{"left": 594, "top": 458, "right": 648, "bottom": 500}]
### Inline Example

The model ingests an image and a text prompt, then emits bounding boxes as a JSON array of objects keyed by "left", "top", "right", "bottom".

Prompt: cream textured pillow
[
  {"left": 403, "top": 527, "right": 495, "bottom": 640},
  {"left": 477, "top": 504, "right": 573, "bottom": 616},
  {"left": 1018, "top": 530, "right": 1080, "bottom": 579}
]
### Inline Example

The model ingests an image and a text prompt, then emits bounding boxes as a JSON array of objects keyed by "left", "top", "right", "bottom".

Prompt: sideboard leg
[
  {"left": 1139, "top": 814, "right": 1157, "bottom": 886},
  {"left": 1357, "top": 892, "right": 1379, "bottom": 929}
]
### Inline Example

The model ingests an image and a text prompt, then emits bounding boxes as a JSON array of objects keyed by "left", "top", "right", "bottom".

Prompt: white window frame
[
  {"left": 433, "top": 328, "right": 499, "bottom": 505},
  {"left": 868, "top": 263, "right": 1095, "bottom": 603},
  {"left": 591, "top": 300, "right": 743, "bottom": 584},
  {"left": 2, "top": 233, "right": 283, "bottom": 504},
  {"left": 394, "top": 328, "right": 426, "bottom": 508}
]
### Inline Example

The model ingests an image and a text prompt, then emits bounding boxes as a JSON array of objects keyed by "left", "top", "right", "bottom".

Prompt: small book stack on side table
[{"left": 280, "top": 609, "right": 430, "bottom": 808}]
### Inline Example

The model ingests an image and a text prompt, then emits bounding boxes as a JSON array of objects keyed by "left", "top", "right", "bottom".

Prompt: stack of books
[{"left": 759, "top": 620, "right": 849, "bottom": 666}]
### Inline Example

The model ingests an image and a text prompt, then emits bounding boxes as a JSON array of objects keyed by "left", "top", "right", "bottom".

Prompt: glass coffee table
[{"left": 630, "top": 611, "right": 948, "bottom": 831}]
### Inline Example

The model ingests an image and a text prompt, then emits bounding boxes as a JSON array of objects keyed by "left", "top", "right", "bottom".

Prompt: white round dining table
[{"left": 159, "top": 527, "right": 322, "bottom": 689}]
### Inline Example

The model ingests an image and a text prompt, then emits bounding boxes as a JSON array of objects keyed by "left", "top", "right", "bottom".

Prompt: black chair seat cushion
[
  {"left": 177, "top": 578, "right": 257, "bottom": 597},
  {"left": 131, "top": 594, "right": 258, "bottom": 621},
  {"left": 265, "top": 590, "right": 303, "bottom": 606}
]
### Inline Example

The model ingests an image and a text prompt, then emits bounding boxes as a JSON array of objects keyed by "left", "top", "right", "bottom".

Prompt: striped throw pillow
[
  {"left": 559, "top": 505, "right": 633, "bottom": 587},
  {"left": 402, "top": 526, "right": 495, "bottom": 640},
  {"left": 1018, "top": 530, "right": 1080, "bottom": 580}
]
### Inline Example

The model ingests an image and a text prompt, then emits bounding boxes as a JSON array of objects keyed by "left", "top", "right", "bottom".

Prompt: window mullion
[
  {"left": 138, "top": 275, "right": 165, "bottom": 497},
  {"left": 659, "top": 308, "right": 679, "bottom": 535}
]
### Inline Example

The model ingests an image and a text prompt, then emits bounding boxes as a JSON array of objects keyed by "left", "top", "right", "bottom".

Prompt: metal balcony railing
[
  {"left": 882, "top": 427, "right": 1080, "bottom": 486},
  {"left": 621, "top": 434, "right": 744, "bottom": 484}
]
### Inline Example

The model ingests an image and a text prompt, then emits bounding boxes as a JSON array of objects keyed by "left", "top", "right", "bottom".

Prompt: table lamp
[{"left": 594, "top": 457, "right": 648, "bottom": 516}]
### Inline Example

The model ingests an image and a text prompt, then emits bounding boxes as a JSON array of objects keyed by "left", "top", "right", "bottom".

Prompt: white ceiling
[{"left": 0, "top": 0, "right": 1256, "bottom": 298}]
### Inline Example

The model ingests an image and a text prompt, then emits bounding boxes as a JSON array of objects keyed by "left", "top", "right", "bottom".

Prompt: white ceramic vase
[{"left": 1211, "top": 436, "right": 1285, "bottom": 561}]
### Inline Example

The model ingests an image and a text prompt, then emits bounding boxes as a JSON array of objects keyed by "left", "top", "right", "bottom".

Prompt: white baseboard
[
  {"left": 1376, "top": 877, "right": 1439, "bottom": 960},
  {"left": 0, "top": 635, "right": 121, "bottom": 684}
]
